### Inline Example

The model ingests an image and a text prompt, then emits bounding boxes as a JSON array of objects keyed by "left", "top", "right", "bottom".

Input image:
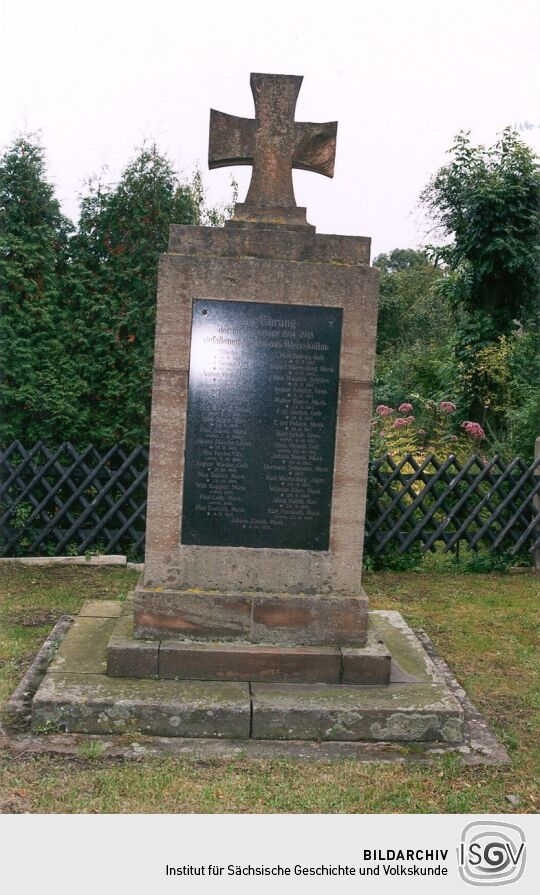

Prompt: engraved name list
[{"left": 181, "top": 299, "right": 342, "bottom": 550}]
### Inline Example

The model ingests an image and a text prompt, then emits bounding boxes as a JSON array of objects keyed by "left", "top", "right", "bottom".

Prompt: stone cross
[{"left": 209, "top": 72, "right": 337, "bottom": 225}]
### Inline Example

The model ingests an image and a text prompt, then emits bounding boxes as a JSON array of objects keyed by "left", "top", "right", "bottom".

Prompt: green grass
[{"left": 0, "top": 563, "right": 538, "bottom": 814}]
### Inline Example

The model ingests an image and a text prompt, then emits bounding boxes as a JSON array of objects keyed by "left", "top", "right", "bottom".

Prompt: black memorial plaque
[{"left": 181, "top": 299, "right": 342, "bottom": 550}]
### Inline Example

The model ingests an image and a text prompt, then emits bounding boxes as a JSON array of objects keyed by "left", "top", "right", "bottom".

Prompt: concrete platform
[{"left": 26, "top": 601, "right": 464, "bottom": 743}]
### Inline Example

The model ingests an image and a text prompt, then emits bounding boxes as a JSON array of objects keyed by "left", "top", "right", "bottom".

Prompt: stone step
[
  {"left": 106, "top": 604, "right": 391, "bottom": 684},
  {"left": 159, "top": 641, "right": 343, "bottom": 683},
  {"left": 31, "top": 670, "right": 463, "bottom": 743},
  {"left": 28, "top": 601, "right": 464, "bottom": 743},
  {"left": 251, "top": 682, "right": 463, "bottom": 743},
  {"left": 32, "top": 674, "right": 250, "bottom": 738}
]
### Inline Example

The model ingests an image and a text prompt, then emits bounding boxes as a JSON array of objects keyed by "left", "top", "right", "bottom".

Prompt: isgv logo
[{"left": 458, "top": 821, "right": 526, "bottom": 886}]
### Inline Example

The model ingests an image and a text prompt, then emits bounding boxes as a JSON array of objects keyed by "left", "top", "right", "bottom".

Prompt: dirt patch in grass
[{"left": 7, "top": 610, "right": 60, "bottom": 628}]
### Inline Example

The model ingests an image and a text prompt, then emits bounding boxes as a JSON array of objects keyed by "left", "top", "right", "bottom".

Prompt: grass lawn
[{"left": 0, "top": 563, "right": 538, "bottom": 814}]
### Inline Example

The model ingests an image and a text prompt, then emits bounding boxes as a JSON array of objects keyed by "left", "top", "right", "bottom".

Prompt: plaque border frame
[
  {"left": 142, "top": 244, "right": 378, "bottom": 598},
  {"left": 180, "top": 297, "right": 343, "bottom": 552}
]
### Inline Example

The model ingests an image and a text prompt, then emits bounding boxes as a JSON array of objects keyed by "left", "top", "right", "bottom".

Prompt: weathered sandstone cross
[{"left": 209, "top": 72, "right": 337, "bottom": 225}]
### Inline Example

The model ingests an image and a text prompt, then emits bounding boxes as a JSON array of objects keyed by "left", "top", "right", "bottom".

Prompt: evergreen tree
[
  {"left": 0, "top": 136, "right": 83, "bottom": 444},
  {"left": 71, "top": 145, "right": 226, "bottom": 447}
]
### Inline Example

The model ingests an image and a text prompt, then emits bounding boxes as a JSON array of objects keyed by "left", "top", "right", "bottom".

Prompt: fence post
[{"left": 535, "top": 436, "right": 540, "bottom": 573}]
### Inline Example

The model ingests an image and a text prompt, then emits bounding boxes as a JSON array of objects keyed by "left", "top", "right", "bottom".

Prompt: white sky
[{"left": 2, "top": 0, "right": 539, "bottom": 257}]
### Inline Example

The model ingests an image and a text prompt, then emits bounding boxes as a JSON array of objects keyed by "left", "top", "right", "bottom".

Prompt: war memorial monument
[{"left": 12, "top": 74, "right": 465, "bottom": 745}]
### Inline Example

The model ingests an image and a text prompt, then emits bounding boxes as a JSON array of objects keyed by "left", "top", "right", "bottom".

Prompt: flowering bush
[
  {"left": 440, "top": 401, "right": 456, "bottom": 414},
  {"left": 461, "top": 420, "right": 486, "bottom": 440},
  {"left": 371, "top": 395, "right": 485, "bottom": 461},
  {"left": 375, "top": 404, "right": 395, "bottom": 417},
  {"left": 393, "top": 416, "right": 415, "bottom": 428}
]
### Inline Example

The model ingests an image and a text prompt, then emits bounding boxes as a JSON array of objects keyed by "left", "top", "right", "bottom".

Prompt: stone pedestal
[
  {"left": 134, "top": 221, "right": 378, "bottom": 663},
  {"left": 108, "top": 599, "right": 390, "bottom": 684},
  {"left": 28, "top": 600, "right": 464, "bottom": 744}
]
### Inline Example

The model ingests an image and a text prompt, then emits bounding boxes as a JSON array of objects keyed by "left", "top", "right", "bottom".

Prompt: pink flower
[
  {"left": 405, "top": 415, "right": 415, "bottom": 424},
  {"left": 449, "top": 435, "right": 458, "bottom": 443},
  {"left": 375, "top": 404, "right": 394, "bottom": 417},
  {"left": 393, "top": 417, "right": 411, "bottom": 429},
  {"left": 440, "top": 401, "right": 456, "bottom": 414},
  {"left": 461, "top": 421, "right": 485, "bottom": 440},
  {"left": 398, "top": 402, "right": 413, "bottom": 413}
]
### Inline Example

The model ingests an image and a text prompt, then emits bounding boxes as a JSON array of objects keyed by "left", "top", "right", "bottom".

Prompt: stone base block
[
  {"left": 229, "top": 203, "right": 310, "bottom": 226},
  {"left": 107, "top": 603, "right": 158, "bottom": 679},
  {"left": 108, "top": 602, "right": 388, "bottom": 684},
  {"left": 341, "top": 641, "right": 391, "bottom": 684},
  {"left": 32, "top": 675, "right": 250, "bottom": 738},
  {"left": 159, "top": 641, "right": 343, "bottom": 683},
  {"left": 27, "top": 602, "right": 463, "bottom": 743},
  {"left": 251, "top": 682, "right": 463, "bottom": 742},
  {"left": 134, "top": 587, "right": 368, "bottom": 647}
]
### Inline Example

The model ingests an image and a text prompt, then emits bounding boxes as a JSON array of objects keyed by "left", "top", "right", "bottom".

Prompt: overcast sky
[{"left": 2, "top": 0, "right": 539, "bottom": 256}]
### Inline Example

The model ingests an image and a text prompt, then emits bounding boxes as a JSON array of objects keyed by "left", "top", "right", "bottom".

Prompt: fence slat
[
  {"left": 398, "top": 454, "right": 477, "bottom": 552},
  {"left": 1, "top": 444, "right": 538, "bottom": 560},
  {"left": 377, "top": 454, "right": 457, "bottom": 554},
  {"left": 490, "top": 467, "right": 540, "bottom": 551},
  {"left": 441, "top": 457, "right": 523, "bottom": 552}
]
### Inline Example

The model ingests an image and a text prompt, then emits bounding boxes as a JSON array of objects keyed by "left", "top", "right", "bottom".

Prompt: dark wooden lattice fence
[
  {"left": 0, "top": 442, "right": 148, "bottom": 558},
  {"left": 1, "top": 443, "right": 539, "bottom": 559},
  {"left": 366, "top": 453, "right": 540, "bottom": 557}
]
